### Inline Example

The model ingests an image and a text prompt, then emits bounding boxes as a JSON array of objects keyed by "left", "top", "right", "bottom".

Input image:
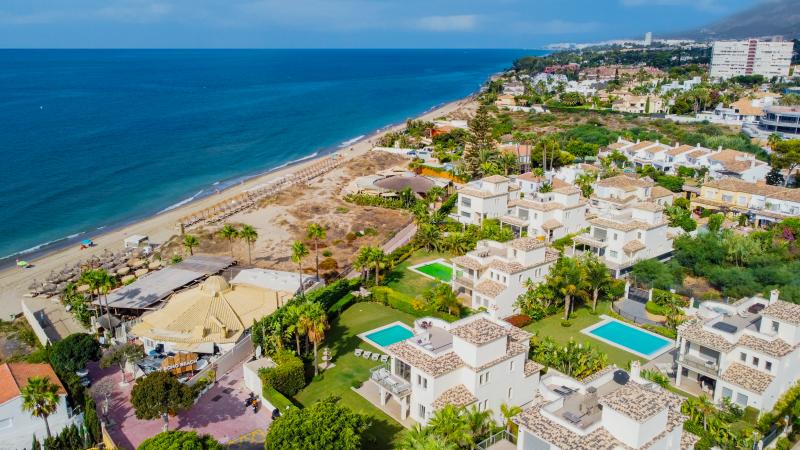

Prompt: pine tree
[{"left": 466, "top": 104, "right": 494, "bottom": 178}]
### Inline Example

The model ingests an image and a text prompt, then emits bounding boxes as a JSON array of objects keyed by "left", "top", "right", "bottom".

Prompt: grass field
[
  {"left": 292, "top": 302, "right": 415, "bottom": 449},
  {"left": 523, "top": 301, "right": 642, "bottom": 369},
  {"left": 384, "top": 250, "right": 449, "bottom": 300}
]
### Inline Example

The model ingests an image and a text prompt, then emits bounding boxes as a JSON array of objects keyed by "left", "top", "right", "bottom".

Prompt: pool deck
[
  {"left": 357, "top": 321, "right": 415, "bottom": 352},
  {"left": 581, "top": 315, "right": 675, "bottom": 360},
  {"left": 407, "top": 258, "right": 452, "bottom": 282}
]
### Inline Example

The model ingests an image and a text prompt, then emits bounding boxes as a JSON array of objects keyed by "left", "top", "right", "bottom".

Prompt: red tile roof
[{"left": 0, "top": 363, "right": 66, "bottom": 405}]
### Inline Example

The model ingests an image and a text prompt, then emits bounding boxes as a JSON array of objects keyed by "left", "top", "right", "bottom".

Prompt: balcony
[
  {"left": 370, "top": 365, "right": 411, "bottom": 397},
  {"left": 574, "top": 234, "right": 607, "bottom": 248},
  {"left": 678, "top": 353, "right": 720, "bottom": 376},
  {"left": 477, "top": 430, "right": 517, "bottom": 450},
  {"left": 454, "top": 276, "right": 475, "bottom": 290}
]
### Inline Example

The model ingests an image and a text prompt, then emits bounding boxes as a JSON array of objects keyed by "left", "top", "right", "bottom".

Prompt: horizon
[{"left": 0, "top": 0, "right": 760, "bottom": 49}]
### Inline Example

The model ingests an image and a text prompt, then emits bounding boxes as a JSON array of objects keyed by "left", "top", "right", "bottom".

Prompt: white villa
[
  {"left": 590, "top": 175, "right": 674, "bottom": 213},
  {"left": 501, "top": 186, "right": 589, "bottom": 241},
  {"left": 675, "top": 290, "right": 800, "bottom": 412},
  {"left": 605, "top": 137, "right": 770, "bottom": 183},
  {"left": 574, "top": 202, "right": 673, "bottom": 277},
  {"left": 451, "top": 238, "right": 558, "bottom": 319},
  {"left": 370, "top": 313, "right": 543, "bottom": 425},
  {"left": 511, "top": 362, "right": 699, "bottom": 450},
  {"left": 455, "top": 175, "right": 520, "bottom": 226}
]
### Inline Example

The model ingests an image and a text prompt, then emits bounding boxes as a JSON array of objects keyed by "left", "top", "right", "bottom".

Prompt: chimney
[
  {"left": 770, "top": 289, "right": 780, "bottom": 305},
  {"left": 631, "top": 360, "right": 642, "bottom": 380}
]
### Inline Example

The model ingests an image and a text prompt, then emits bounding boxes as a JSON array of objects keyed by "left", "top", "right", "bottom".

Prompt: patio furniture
[
  {"left": 380, "top": 355, "right": 389, "bottom": 362},
  {"left": 362, "top": 351, "right": 372, "bottom": 359},
  {"left": 371, "top": 353, "right": 380, "bottom": 361},
  {"left": 354, "top": 349, "right": 363, "bottom": 357}
]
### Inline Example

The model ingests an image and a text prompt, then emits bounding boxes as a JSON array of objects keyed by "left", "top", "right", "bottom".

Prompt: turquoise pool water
[
  {"left": 365, "top": 324, "right": 414, "bottom": 347},
  {"left": 588, "top": 320, "right": 671, "bottom": 357}
]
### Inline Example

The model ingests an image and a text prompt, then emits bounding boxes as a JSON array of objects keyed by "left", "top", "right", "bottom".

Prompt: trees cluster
[
  {"left": 665, "top": 198, "right": 697, "bottom": 233},
  {"left": 130, "top": 371, "right": 196, "bottom": 432},
  {"left": 682, "top": 395, "right": 759, "bottom": 450},
  {"left": 672, "top": 218, "right": 800, "bottom": 302},
  {"left": 265, "top": 396, "right": 368, "bottom": 450},
  {"left": 398, "top": 404, "right": 500, "bottom": 450},
  {"left": 770, "top": 139, "right": 800, "bottom": 187},
  {"left": 515, "top": 255, "right": 614, "bottom": 321},
  {"left": 259, "top": 349, "right": 305, "bottom": 397},
  {"left": 529, "top": 336, "right": 608, "bottom": 379},
  {"left": 214, "top": 223, "right": 258, "bottom": 264}
]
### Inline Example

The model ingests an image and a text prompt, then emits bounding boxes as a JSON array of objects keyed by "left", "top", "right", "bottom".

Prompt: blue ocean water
[{"left": 0, "top": 49, "right": 541, "bottom": 261}]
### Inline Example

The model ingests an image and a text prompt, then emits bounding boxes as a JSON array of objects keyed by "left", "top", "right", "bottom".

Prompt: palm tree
[
  {"left": 291, "top": 241, "right": 309, "bottom": 297},
  {"left": 369, "top": 247, "right": 386, "bottom": 284},
  {"left": 217, "top": 224, "right": 239, "bottom": 257},
  {"left": 695, "top": 395, "right": 716, "bottom": 430},
  {"left": 427, "top": 405, "right": 472, "bottom": 448},
  {"left": 498, "top": 152, "right": 519, "bottom": 175},
  {"left": 80, "top": 269, "right": 114, "bottom": 334},
  {"left": 306, "top": 223, "right": 326, "bottom": 279},
  {"left": 575, "top": 172, "right": 595, "bottom": 198},
  {"left": 414, "top": 224, "right": 441, "bottom": 252},
  {"left": 354, "top": 246, "right": 372, "bottom": 283},
  {"left": 299, "top": 302, "right": 328, "bottom": 376},
  {"left": 97, "top": 269, "right": 115, "bottom": 337},
  {"left": 426, "top": 186, "right": 446, "bottom": 208},
  {"left": 500, "top": 403, "right": 522, "bottom": 434},
  {"left": 462, "top": 405, "right": 493, "bottom": 441},
  {"left": 238, "top": 225, "right": 258, "bottom": 264},
  {"left": 282, "top": 304, "right": 303, "bottom": 355},
  {"left": 551, "top": 257, "right": 585, "bottom": 320},
  {"left": 581, "top": 254, "right": 612, "bottom": 312},
  {"left": 21, "top": 376, "right": 60, "bottom": 439},
  {"left": 182, "top": 234, "right": 199, "bottom": 256}
]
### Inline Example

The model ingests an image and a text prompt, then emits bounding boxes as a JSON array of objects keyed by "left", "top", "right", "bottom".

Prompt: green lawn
[
  {"left": 384, "top": 250, "right": 450, "bottom": 300},
  {"left": 523, "top": 302, "right": 643, "bottom": 369},
  {"left": 293, "top": 302, "right": 416, "bottom": 449}
]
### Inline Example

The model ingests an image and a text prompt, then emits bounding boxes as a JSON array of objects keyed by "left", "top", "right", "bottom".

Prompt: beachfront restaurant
[{"left": 130, "top": 268, "right": 321, "bottom": 356}]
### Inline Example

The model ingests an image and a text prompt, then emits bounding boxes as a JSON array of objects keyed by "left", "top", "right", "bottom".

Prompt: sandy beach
[{"left": 0, "top": 97, "right": 475, "bottom": 317}]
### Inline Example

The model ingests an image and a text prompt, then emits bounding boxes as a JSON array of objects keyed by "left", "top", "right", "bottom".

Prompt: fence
[
  {"left": 189, "top": 334, "right": 254, "bottom": 386},
  {"left": 611, "top": 302, "right": 661, "bottom": 327},
  {"left": 477, "top": 429, "right": 516, "bottom": 450}
]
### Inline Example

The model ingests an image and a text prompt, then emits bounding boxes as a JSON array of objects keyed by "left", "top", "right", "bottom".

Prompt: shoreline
[{"left": 0, "top": 94, "right": 474, "bottom": 315}]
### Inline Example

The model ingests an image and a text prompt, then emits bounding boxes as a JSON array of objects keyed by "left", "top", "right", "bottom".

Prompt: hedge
[
  {"left": 328, "top": 293, "right": 358, "bottom": 317},
  {"left": 306, "top": 278, "right": 361, "bottom": 311},
  {"left": 645, "top": 301, "right": 667, "bottom": 316},
  {"left": 263, "top": 386, "right": 294, "bottom": 412},
  {"left": 259, "top": 350, "right": 305, "bottom": 397},
  {"left": 372, "top": 286, "right": 459, "bottom": 322}
]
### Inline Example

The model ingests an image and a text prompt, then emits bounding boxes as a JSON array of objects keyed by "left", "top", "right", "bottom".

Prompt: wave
[
  {"left": 1, "top": 234, "right": 74, "bottom": 260},
  {"left": 339, "top": 135, "right": 365, "bottom": 147},
  {"left": 159, "top": 190, "right": 204, "bottom": 213}
]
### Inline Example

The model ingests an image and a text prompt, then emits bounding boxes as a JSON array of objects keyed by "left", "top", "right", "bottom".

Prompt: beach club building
[
  {"left": 455, "top": 175, "right": 520, "bottom": 226},
  {"left": 675, "top": 291, "right": 800, "bottom": 412},
  {"left": 0, "top": 363, "right": 81, "bottom": 450},
  {"left": 510, "top": 362, "right": 699, "bottom": 450},
  {"left": 131, "top": 269, "right": 321, "bottom": 355},
  {"left": 369, "top": 313, "right": 543, "bottom": 426},
  {"left": 451, "top": 237, "right": 558, "bottom": 319}
]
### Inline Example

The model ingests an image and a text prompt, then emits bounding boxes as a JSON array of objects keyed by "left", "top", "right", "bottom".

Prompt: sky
[{"left": 0, "top": 0, "right": 760, "bottom": 48}]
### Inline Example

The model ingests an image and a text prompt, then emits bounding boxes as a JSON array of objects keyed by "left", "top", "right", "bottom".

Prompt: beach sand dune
[{"left": 0, "top": 98, "right": 473, "bottom": 316}]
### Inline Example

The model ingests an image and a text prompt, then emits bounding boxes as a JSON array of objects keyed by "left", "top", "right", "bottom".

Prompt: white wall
[{"left": 0, "top": 395, "right": 78, "bottom": 450}]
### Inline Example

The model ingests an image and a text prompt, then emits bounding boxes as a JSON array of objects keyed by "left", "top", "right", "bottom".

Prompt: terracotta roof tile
[
  {"left": 474, "top": 279, "right": 507, "bottom": 298},
  {"left": 721, "top": 362, "right": 774, "bottom": 394},
  {"left": 432, "top": 384, "right": 477, "bottom": 409},
  {"left": 0, "top": 363, "right": 67, "bottom": 405},
  {"left": 762, "top": 301, "right": 800, "bottom": 325},
  {"left": 450, "top": 318, "right": 509, "bottom": 345}
]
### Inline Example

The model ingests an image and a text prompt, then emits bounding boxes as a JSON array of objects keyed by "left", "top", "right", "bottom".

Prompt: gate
[{"left": 627, "top": 287, "right": 650, "bottom": 304}]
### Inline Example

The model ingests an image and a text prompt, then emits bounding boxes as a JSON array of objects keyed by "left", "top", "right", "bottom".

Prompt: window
[
  {"left": 509, "top": 360, "right": 515, "bottom": 372},
  {"left": 752, "top": 356, "right": 759, "bottom": 367},
  {"left": 461, "top": 197, "right": 472, "bottom": 208},
  {"left": 772, "top": 321, "right": 779, "bottom": 333},
  {"left": 609, "top": 250, "right": 618, "bottom": 258},
  {"left": 740, "top": 352, "right": 747, "bottom": 362},
  {"left": 736, "top": 393, "right": 749, "bottom": 406},
  {"left": 418, "top": 404, "right": 427, "bottom": 418},
  {"left": 461, "top": 211, "right": 470, "bottom": 218},
  {"left": 417, "top": 375, "right": 427, "bottom": 389},
  {"left": 0, "top": 418, "right": 11, "bottom": 430},
  {"left": 766, "top": 361, "right": 773, "bottom": 371},
  {"left": 613, "top": 233, "right": 618, "bottom": 241},
  {"left": 479, "top": 372, "right": 491, "bottom": 385},
  {"left": 637, "top": 231, "right": 642, "bottom": 239},
  {"left": 722, "top": 387, "right": 733, "bottom": 399},
  {"left": 507, "top": 387, "right": 513, "bottom": 399}
]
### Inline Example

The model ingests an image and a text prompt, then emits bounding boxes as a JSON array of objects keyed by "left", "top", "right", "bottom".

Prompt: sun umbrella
[{"left": 81, "top": 239, "right": 93, "bottom": 246}]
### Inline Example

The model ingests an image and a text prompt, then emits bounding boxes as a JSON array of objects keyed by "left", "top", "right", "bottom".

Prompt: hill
[{"left": 674, "top": 0, "right": 800, "bottom": 40}]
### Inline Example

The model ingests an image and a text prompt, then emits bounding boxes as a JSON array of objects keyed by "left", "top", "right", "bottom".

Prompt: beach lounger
[
  {"left": 371, "top": 353, "right": 379, "bottom": 361},
  {"left": 362, "top": 351, "right": 372, "bottom": 359},
  {"left": 380, "top": 355, "right": 389, "bottom": 362},
  {"left": 354, "top": 349, "right": 363, "bottom": 357}
]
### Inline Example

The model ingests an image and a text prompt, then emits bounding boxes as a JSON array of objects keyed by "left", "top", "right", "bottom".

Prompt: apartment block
[
  {"left": 691, "top": 177, "right": 800, "bottom": 227},
  {"left": 710, "top": 39, "right": 794, "bottom": 80},
  {"left": 501, "top": 186, "right": 589, "bottom": 242},
  {"left": 455, "top": 175, "right": 520, "bottom": 226}
]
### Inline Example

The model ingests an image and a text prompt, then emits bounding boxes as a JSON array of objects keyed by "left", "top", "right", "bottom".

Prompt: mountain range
[{"left": 674, "top": 0, "right": 800, "bottom": 40}]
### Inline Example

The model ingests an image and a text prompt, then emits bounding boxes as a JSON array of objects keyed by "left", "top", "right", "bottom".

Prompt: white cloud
[
  {"left": 619, "top": 0, "right": 727, "bottom": 12},
  {"left": 507, "top": 19, "right": 602, "bottom": 35},
  {"left": 415, "top": 14, "right": 478, "bottom": 32}
]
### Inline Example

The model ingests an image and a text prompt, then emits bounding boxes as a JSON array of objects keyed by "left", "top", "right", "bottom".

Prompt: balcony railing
[
  {"left": 370, "top": 365, "right": 411, "bottom": 397},
  {"left": 678, "top": 354, "right": 720, "bottom": 376},
  {"left": 477, "top": 429, "right": 517, "bottom": 450}
]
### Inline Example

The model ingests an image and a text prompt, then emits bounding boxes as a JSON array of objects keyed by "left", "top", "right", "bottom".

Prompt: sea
[{"left": 0, "top": 49, "right": 544, "bottom": 264}]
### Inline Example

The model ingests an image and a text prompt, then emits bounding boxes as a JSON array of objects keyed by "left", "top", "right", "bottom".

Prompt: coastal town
[{"left": 3, "top": 28, "right": 800, "bottom": 450}]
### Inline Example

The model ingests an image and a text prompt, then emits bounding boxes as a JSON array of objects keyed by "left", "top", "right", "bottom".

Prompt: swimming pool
[
  {"left": 582, "top": 317, "right": 673, "bottom": 359},
  {"left": 409, "top": 259, "right": 453, "bottom": 282},
  {"left": 362, "top": 323, "right": 414, "bottom": 349}
]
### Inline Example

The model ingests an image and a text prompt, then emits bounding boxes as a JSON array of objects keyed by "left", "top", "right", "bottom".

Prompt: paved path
[
  {"left": 382, "top": 222, "right": 417, "bottom": 254},
  {"left": 614, "top": 299, "right": 661, "bottom": 326}
]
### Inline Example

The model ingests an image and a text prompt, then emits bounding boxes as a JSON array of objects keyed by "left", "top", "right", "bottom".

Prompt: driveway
[{"left": 88, "top": 363, "right": 271, "bottom": 449}]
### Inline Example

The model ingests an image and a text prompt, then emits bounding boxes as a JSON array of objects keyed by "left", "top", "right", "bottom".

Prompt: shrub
[
  {"left": 645, "top": 301, "right": 667, "bottom": 316},
  {"left": 137, "top": 431, "right": 224, "bottom": 450},
  {"left": 641, "top": 369, "right": 669, "bottom": 388},
  {"left": 504, "top": 314, "right": 532, "bottom": 328},
  {"left": 263, "top": 386, "right": 294, "bottom": 412},
  {"left": 322, "top": 249, "right": 333, "bottom": 257},
  {"left": 265, "top": 396, "right": 368, "bottom": 450},
  {"left": 306, "top": 278, "right": 360, "bottom": 311},
  {"left": 319, "top": 257, "right": 338, "bottom": 271},
  {"left": 49, "top": 333, "right": 100, "bottom": 373},
  {"left": 560, "top": 320, "right": 572, "bottom": 327},
  {"left": 259, "top": 350, "right": 306, "bottom": 397}
]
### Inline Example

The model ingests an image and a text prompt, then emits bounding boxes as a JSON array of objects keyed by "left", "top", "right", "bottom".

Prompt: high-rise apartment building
[{"left": 710, "top": 39, "right": 794, "bottom": 79}]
